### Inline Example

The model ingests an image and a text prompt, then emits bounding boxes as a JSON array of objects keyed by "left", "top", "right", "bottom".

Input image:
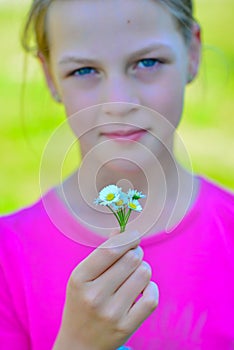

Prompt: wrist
[{"left": 52, "top": 332, "right": 101, "bottom": 350}]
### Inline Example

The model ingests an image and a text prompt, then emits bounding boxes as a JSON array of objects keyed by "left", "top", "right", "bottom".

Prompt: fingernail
[{"left": 134, "top": 246, "right": 144, "bottom": 258}]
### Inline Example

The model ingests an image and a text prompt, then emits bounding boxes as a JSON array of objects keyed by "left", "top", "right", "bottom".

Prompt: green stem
[
  {"left": 124, "top": 208, "right": 132, "bottom": 226},
  {"left": 118, "top": 209, "right": 124, "bottom": 223},
  {"left": 120, "top": 225, "right": 126, "bottom": 233},
  {"left": 106, "top": 206, "right": 132, "bottom": 233},
  {"left": 107, "top": 205, "right": 122, "bottom": 226}
]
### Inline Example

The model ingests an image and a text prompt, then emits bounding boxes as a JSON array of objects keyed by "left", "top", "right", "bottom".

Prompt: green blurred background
[{"left": 0, "top": 0, "right": 233, "bottom": 214}]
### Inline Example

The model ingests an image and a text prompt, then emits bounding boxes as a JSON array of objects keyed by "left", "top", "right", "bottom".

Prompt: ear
[
  {"left": 187, "top": 22, "right": 201, "bottom": 84},
  {"left": 37, "top": 52, "right": 61, "bottom": 102}
]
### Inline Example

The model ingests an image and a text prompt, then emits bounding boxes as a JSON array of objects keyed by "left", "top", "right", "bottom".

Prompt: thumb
[{"left": 109, "top": 229, "right": 121, "bottom": 238}]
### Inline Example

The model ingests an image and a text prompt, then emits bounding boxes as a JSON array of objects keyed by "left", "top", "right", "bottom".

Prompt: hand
[{"left": 53, "top": 230, "right": 159, "bottom": 350}]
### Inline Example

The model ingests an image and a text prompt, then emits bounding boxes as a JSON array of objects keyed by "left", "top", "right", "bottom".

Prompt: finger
[
  {"left": 109, "top": 229, "right": 121, "bottom": 238},
  {"left": 93, "top": 246, "right": 144, "bottom": 297},
  {"left": 113, "top": 261, "right": 152, "bottom": 313},
  {"left": 125, "top": 281, "right": 159, "bottom": 332},
  {"left": 74, "top": 230, "right": 141, "bottom": 282}
]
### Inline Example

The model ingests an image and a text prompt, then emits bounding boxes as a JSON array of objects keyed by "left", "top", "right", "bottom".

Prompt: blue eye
[
  {"left": 137, "top": 58, "right": 159, "bottom": 68},
  {"left": 73, "top": 67, "right": 96, "bottom": 76}
]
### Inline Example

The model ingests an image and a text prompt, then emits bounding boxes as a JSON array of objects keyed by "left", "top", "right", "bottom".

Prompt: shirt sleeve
[
  {"left": 0, "top": 220, "right": 31, "bottom": 350},
  {"left": 0, "top": 264, "right": 30, "bottom": 349}
]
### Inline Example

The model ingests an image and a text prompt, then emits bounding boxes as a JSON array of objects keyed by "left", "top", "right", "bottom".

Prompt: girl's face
[{"left": 42, "top": 0, "right": 200, "bottom": 165}]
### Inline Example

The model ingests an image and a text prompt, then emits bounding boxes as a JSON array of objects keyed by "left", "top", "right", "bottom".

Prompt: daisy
[
  {"left": 110, "top": 191, "right": 128, "bottom": 210},
  {"left": 94, "top": 184, "right": 146, "bottom": 232},
  {"left": 128, "top": 189, "right": 146, "bottom": 200},
  {"left": 128, "top": 199, "right": 142, "bottom": 212},
  {"left": 97, "top": 184, "right": 121, "bottom": 206}
]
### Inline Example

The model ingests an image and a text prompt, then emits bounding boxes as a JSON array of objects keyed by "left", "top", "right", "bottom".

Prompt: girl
[{"left": 0, "top": 0, "right": 234, "bottom": 349}]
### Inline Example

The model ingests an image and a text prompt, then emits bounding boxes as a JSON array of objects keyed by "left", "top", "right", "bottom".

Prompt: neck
[{"left": 57, "top": 145, "right": 198, "bottom": 237}]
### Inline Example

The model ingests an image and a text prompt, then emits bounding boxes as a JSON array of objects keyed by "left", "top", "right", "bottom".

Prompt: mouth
[{"left": 100, "top": 128, "right": 147, "bottom": 142}]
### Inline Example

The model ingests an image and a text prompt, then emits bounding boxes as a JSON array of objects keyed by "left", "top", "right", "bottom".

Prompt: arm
[{"left": 53, "top": 230, "right": 159, "bottom": 350}]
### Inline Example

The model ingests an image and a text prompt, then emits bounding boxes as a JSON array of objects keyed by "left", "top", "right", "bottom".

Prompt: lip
[{"left": 101, "top": 129, "right": 147, "bottom": 142}]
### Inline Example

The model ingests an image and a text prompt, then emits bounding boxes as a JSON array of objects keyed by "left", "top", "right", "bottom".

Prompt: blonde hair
[{"left": 22, "top": 0, "right": 194, "bottom": 59}]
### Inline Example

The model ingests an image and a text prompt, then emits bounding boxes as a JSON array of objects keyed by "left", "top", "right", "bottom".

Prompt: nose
[
  {"left": 102, "top": 101, "right": 139, "bottom": 116},
  {"left": 101, "top": 76, "right": 140, "bottom": 116}
]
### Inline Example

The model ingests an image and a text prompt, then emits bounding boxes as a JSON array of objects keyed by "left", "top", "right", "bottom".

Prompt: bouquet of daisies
[{"left": 94, "top": 184, "right": 146, "bottom": 233}]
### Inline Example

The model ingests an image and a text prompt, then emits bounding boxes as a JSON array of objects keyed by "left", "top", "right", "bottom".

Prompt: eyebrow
[{"left": 58, "top": 43, "right": 172, "bottom": 66}]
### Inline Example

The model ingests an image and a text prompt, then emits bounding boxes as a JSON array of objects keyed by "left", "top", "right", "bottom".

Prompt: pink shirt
[{"left": 0, "top": 177, "right": 234, "bottom": 350}]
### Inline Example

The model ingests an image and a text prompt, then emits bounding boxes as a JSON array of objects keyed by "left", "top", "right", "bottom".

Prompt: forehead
[{"left": 47, "top": 0, "right": 183, "bottom": 58}]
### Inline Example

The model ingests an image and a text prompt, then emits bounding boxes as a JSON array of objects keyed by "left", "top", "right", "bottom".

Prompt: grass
[{"left": 0, "top": 0, "right": 233, "bottom": 214}]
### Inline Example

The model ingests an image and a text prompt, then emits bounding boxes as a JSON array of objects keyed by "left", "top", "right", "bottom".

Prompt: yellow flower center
[
  {"left": 116, "top": 200, "right": 123, "bottom": 206},
  {"left": 129, "top": 202, "right": 137, "bottom": 210},
  {"left": 106, "top": 193, "right": 115, "bottom": 201}
]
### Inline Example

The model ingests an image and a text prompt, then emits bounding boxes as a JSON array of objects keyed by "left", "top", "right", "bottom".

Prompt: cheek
[
  {"left": 62, "top": 94, "right": 97, "bottom": 142},
  {"left": 61, "top": 82, "right": 100, "bottom": 117},
  {"left": 62, "top": 95, "right": 103, "bottom": 158},
  {"left": 66, "top": 114, "right": 99, "bottom": 158},
  {"left": 142, "top": 76, "right": 185, "bottom": 128}
]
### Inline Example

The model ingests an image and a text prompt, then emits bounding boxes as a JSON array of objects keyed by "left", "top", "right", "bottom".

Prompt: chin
[{"left": 104, "top": 158, "right": 142, "bottom": 173}]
